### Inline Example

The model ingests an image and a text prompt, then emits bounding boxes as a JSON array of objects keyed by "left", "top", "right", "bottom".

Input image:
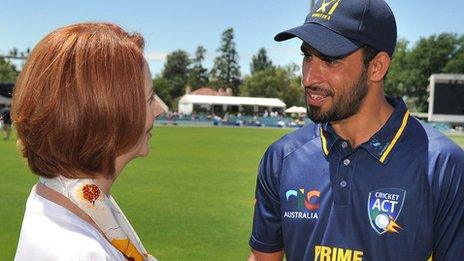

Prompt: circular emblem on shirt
[{"left": 82, "top": 184, "right": 100, "bottom": 204}]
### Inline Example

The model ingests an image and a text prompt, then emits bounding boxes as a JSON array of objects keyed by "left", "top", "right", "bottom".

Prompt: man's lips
[
  {"left": 305, "top": 87, "right": 333, "bottom": 106},
  {"left": 308, "top": 93, "right": 327, "bottom": 101},
  {"left": 305, "top": 86, "right": 333, "bottom": 96}
]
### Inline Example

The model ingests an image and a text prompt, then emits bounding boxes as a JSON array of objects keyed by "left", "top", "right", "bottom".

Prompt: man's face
[{"left": 301, "top": 43, "right": 369, "bottom": 123}]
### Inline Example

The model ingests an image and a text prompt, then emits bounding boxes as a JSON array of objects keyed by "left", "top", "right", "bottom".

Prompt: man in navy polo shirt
[{"left": 248, "top": 0, "right": 464, "bottom": 260}]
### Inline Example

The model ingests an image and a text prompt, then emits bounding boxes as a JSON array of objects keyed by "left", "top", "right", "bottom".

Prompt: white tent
[
  {"left": 178, "top": 94, "right": 286, "bottom": 115},
  {"left": 285, "top": 106, "right": 306, "bottom": 114}
]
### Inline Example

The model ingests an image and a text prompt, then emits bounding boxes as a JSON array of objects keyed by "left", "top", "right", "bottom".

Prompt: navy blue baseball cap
[{"left": 275, "top": 0, "right": 397, "bottom": 58}]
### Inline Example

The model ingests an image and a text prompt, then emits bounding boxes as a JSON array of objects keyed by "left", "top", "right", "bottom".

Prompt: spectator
[{"left": 1, "top": 105, "right": 12, "bottom": 140}]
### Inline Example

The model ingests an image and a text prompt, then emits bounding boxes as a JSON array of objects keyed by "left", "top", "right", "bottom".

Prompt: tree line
[
  {"left": 1, "top": 31, "right": 463, "bottom": 111},
  {"left": 0, "top": 48, "right": 29, "bottom": 83},
  {"left": 154, "top": 27, "right": 303, "bottom": 108},
  {"left": 385, "top": 34, "right": 464, "bottom": 111},
  {"left": 153, "top": 31, "right": 464, "bottom": 111}
]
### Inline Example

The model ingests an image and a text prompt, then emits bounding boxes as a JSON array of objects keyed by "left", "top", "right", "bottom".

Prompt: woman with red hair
[{"left": 13, "top": 22, "right": 165, "bottom": 260}]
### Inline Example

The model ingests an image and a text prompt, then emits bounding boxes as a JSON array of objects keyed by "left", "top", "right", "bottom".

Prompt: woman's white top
[{"left": 14, "top": 187, "right": 125, "bottom": 261}]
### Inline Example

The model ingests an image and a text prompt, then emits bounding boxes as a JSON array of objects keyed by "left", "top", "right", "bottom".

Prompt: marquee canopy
[
  {"left": 178, "top": 94, "right": 286, "bottom": 114},
  {"left": 285, "top": 106, "right": 306, "bottom": 114}
]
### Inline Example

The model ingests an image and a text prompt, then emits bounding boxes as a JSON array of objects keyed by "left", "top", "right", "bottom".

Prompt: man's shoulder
[
  {"left": 418, "top": 121, "right": 464, "bottom": 160},
  {"left": 267, "top": 123, "right": 320, "bottom": 159}
]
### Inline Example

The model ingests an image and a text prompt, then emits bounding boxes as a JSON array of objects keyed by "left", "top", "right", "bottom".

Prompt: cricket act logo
[
  {"left": 284, "top": 189, "right": 320, "bottom": 219},
  {"left": 311, "top": 0, "right": 342, "bottom": 21},
  {"left": 368, "top": 188, "right": 406, "bottom": 235}
]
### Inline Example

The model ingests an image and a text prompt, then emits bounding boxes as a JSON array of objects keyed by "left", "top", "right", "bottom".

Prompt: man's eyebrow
[
  {"left": 300, "top": 43, "right": 345, "bottom": 61},
  {"left": 300, "top": 43, "right": 320, "bottom": 56}
]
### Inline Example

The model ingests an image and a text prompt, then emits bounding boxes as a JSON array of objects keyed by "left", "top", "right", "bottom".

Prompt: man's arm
[
  {"left": 248, "top": 249, "right": 283, "bottom": 261},
  {"left": 249, "top": 144, "right": 285, "bottom": 256},
  {"left": 429, "top": 140, "right": 464, "bottom": 259}
]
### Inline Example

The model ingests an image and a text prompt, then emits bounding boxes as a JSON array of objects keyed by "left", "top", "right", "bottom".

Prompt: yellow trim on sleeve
[
  {"left": 427, "top": 252, "right": 433, "bottom": 261},
  {"left": 320, "top": 127, "right": 329, "bottom": 156},
  {"left": 379, "top": 111, "right": 410, "bottom": 163}
]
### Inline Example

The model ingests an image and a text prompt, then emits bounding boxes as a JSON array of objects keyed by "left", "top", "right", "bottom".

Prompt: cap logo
[{"left": 312, "top": 0, "right": 341, "bottom": 20}]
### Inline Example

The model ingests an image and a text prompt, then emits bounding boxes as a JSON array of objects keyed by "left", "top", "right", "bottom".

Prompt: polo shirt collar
[
  {"left": 319, "top": 97, "right": 410, "bottom": 164},
  {"left": 319, "top": 122, "right": 341, "bottom": 156},
  {"left": 363, "top": 97, "right": 410, "bottom": 163}
]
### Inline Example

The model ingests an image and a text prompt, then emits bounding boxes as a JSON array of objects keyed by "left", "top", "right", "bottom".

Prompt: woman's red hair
[{"left": 12, "top": 22, "right": 146, "bottom": 178}]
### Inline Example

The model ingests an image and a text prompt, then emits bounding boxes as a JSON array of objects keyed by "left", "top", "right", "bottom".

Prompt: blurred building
[
  {"left": 178, "top": 94, "right": 285, "bottom": 115},
  {"left": 0, "top": 83, "right": 13, "bottom": 108}
]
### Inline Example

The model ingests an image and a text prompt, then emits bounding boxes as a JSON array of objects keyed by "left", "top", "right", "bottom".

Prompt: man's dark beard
[{"left": 306, "top": 67, "right": 368, "bottom": 123}]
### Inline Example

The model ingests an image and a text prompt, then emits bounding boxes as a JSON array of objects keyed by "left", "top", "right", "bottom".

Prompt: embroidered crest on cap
[{"left": 311, "top": 0, "right": 341, "bottom": 20}]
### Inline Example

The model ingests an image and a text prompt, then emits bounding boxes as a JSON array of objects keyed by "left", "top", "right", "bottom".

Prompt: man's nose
[{"left": 302, "top": 58, "right": 325, "bottom": 87}]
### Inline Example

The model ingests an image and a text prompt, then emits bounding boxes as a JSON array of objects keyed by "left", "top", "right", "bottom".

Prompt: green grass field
[
  {"left": 448, "top": 134, "right": 464, "bottom": 147},
  {"left": 1, "top": 126, "right": 463, "bottom": 260},
  {"left": 0, "top": 126, "right": 290, "bottom": 260}
]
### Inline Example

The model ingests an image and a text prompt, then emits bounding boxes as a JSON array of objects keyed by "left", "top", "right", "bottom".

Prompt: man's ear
[{"left": 368, "top": 51, "right": 391, "bottom": 82}]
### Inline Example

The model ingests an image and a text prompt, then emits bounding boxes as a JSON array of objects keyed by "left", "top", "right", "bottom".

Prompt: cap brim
[{"left": 275, "top": 23, "right": 361, "bottom": 58}]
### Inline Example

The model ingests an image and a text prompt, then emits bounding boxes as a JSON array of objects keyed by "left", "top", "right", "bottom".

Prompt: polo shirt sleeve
[
  {"left": 429, "top": 142, "right": 464, "bottom": 260},
  {"left": 249, "top": 144, "right": 284, "bottom": 253}
]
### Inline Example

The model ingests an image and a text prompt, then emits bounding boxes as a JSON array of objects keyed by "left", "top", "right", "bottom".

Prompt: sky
[{"left": 2, "top": 0, "right": 464, "bottom": 77}]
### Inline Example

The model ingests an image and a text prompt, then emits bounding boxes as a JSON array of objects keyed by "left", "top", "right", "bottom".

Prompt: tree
[
  {"left": 0, "top": 47, "right": 28, "bottom": 83},
  {"left": 240, "top": 64, "right": 303, "bottom": 107},
  {"left": 444, "top": 35, "right": 464, "bottom": 73},
  {"left": 0, "top": 57, "right": 18, "bottom": 83},
  {"left": 153, "top": 75, "right": 173, "bottom": 108},
  {"left": 407, "top": 34, "right": 459, "bottom": 110},
  {"left": 241, "top": 68, "right": 280, "bottom": 98},
  {"left": 385, "top": 33, "right": 464, "bottom": 111},
  {"left": 162, "top": 50, "right": 190, "bottom": 99},
  {"left": 210, "top": 28, "right": 241, "bottom": 94},
  {"left": 444, "top": 51, "right": 464, "bottom": 73},
  {"left": 187, "top": 46, "right": 209, "bottom": 89},
  {"left": 281, "top": 65, "right": 304, "bottom": 107},
  {"left": 250, "top": 48, "right": 273, "bottom": 74},
  {"left": 384, "top": 39, "right": 411, "bottom": 97},
  {"left": 8, "top": 48, "right": 18, "bottom": 57}
]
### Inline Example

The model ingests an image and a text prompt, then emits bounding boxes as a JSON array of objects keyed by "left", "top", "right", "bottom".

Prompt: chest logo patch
[
  {"left": 283, "top": 189, "right": 320, "bottom": 220},
  {"left": 368, "top": 188, "right": 406, "bottom": 235}
]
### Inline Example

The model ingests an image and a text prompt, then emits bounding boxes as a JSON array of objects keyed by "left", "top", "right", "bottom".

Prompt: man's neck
[{"left": 330, "top": 95, "right": 394, "bottom": 148}]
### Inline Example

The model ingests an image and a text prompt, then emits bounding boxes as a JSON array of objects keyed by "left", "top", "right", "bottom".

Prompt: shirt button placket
[
  {"left": 339, "top": 180, "right": 347, "bottom": 187},
  {"left": 343, "top": 158, "right": 351, "bottom": 166},
  {"left": 334, "top": 157, "right": 352, "bottom": 205},
  {"left": 341, "top": 141, "right": 348, "bottom": 149}
]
